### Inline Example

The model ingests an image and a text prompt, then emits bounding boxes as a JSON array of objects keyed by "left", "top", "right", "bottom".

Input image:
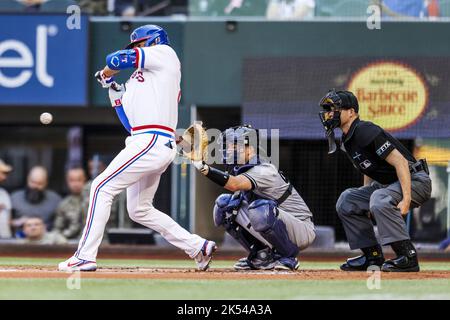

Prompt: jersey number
[{"left": 131, "top": 71, "right": 145, "bottom": 82}]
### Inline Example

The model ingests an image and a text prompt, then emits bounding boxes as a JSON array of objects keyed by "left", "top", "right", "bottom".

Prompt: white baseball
[{"left": 40, "top": 112, "right": 53, "bottom": 125}]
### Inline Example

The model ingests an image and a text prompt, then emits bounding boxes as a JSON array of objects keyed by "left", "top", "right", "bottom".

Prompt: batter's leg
[
  {"left": 75, "top": 134, "right": 166, "bottom": 261},
  {"left": 127, "top": 172, "right": 206, "bottom": 259}
]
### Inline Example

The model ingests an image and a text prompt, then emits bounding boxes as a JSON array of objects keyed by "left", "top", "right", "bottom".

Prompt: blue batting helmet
[{"left": 125, "top": 24, "right": 170, "bottom": 49}]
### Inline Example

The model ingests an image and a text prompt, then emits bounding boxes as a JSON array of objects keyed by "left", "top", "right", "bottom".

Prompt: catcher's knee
[
  {"left": 213, "top": 193, "right": 233, "bottom": 227},
  {"left": 247, "top": 199, "right": 278, "bottom": 233}
]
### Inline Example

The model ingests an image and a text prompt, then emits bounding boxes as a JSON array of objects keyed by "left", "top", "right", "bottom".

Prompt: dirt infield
[{"left": 0, "top": 266, "right": 449, "bottom": 281}]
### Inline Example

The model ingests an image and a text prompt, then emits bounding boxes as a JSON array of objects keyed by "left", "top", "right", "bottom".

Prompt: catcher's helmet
[
  {"left": 219, "top": 125, "right": 261, "bottom": 174},
  {"left": 125, "top": 24, "right": 170, "bottom": 49}
]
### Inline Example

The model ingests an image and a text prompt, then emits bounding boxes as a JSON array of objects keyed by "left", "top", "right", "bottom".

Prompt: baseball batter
[{"left": 59, "top": 25, "right": 216, "bottom": 272}]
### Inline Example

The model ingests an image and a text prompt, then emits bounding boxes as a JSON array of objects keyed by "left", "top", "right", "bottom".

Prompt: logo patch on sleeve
[
  {"left": 376, "top": 141, "right": 392, "bottom": 156},
  {"left": 359, "top": 160, "right": 372, "bottom": 170}
]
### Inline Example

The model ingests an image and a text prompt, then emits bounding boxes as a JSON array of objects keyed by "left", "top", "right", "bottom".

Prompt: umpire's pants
[{"left": 336, "top": 171, "right": 431, "bottom": 250}]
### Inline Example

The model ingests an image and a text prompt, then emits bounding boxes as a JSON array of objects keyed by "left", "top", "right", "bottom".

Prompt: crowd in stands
[
  {"left": 0, "top": 157, "right": 130, "bottom": 245},
  {"left": 0, "top": 0, "right": 445, "bottom": 19}
]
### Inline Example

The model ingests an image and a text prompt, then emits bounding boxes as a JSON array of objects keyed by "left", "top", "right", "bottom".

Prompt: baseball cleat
[
  {"left": 340, "top": 254, "right": 385, "bottom": 271},
  {"left": 234, "top": 247, "right": 276, "bottom": 271},
  {"left": 234, "top": 257, "right": 254, "bottom": 270},
  {"left": 381, "top": 255, "right": 420, "bottom": 272},
  {"left": 58, "top": 256, "right": 97, "bottom": 272},
  {"left": 273, "top": 257, "right": 300, "bottom": 271},
  {"left": 195, "top": 240, "right": 217, "bottom": 271}
]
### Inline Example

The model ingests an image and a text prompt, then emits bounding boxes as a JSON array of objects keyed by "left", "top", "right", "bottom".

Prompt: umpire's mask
[
  {"left": 219, "top": 125, "right": 260, "bottom": 175},
  {"left": 318, "top": 89, "right": 358, "bottom": 154}
]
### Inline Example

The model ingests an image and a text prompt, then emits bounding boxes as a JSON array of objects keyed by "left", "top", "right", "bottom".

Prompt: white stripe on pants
[{"left": 75, "top": 133, "right": 205, "bottom": 261}]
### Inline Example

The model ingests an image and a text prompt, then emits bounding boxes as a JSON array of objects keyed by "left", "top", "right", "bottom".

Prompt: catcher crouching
[{"left": 191, "top": 125, "right": 316, "bottom": 271}]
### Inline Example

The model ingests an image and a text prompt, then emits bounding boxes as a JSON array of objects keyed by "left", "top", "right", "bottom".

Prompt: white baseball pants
[{"left": 75, "top": 132, "right": 205, "bottom": 261}]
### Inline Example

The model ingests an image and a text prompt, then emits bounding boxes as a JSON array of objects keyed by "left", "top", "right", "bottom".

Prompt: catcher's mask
[
  {"left": 219, "top": 125, "right": 261, "bottom": 174},
  {"left": 318, "top": 89, "right": 358, "bottom": 154}
]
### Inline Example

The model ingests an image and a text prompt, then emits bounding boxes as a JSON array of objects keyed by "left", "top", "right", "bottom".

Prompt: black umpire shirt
[{"left": 340, "top": 118, "right": 416, "bottom": 185}]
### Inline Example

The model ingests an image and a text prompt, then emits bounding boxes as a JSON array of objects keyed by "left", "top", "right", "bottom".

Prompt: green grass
[{"left": 0, "top": 257, "right": 449, "bottom": 300}]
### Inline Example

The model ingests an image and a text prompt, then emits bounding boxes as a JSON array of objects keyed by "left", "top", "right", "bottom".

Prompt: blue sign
[{"left": 0, "top": 14, "right": 88, "bottom": 106}]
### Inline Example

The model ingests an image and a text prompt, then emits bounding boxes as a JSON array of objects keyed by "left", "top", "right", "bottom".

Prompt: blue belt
[{"left": 132, "top": 130, "right": 174, "bottom": 139}]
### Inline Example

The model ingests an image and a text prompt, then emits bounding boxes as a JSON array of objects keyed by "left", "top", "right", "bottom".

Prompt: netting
[{"left": 243, "top": 56, "right": 450, "bottom": 241}]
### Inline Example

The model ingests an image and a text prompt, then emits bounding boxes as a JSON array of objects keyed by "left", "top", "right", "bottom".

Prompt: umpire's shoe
[
  {"left": 381, "top": 240, "right": 420, "bottom": 272},
  {"left": 340, "top": 245, "right": 385, "bottom": 271}
]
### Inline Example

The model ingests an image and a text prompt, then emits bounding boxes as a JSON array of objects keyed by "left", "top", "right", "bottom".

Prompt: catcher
[{"left": 184, "top": 124, "right": 316, "bottom": 271}]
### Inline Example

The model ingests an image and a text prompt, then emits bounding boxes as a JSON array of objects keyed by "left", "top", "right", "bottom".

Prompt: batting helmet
[{"left": 125, "top": 24, "right": 170, "bottom": 49}]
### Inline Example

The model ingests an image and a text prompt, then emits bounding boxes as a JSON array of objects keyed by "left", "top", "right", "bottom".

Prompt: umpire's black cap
[{"left": 336, "top": 91, "right": 359, "bottom": 113}]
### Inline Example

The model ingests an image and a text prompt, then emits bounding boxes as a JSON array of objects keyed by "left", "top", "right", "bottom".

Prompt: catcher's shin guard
[
  {"left": 247, "top": 199, "right": 299, "bottom": 258},
  {"left": 213, "top": 193, "right": 272, "bottom": 253},
  {"left": 225, "top": 220, "right": 268, "bottom": 254}
]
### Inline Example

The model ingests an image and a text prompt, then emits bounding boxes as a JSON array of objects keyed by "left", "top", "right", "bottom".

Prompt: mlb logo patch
[
  {"left": 359, "top": 160, "right": 372, "bottom": 170},
  {"left": 114, "top": 99, "right": 121, "bottom": 106}
]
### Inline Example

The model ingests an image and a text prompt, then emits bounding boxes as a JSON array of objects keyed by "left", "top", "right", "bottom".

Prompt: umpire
[{"left": 318, "top": 89, "right": 431, "bottom": 272}]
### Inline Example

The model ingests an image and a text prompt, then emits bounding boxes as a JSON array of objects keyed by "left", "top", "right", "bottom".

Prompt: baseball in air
[{"left": 40, "top": 112, "right": 53, "bottom": 125}]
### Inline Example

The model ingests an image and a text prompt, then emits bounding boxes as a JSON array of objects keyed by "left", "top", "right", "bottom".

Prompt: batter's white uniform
[{"left": 75, "top": 45, "right": 205, "bottom": 261}]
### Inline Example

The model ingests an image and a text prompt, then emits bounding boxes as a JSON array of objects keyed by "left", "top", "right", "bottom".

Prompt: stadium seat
[
  {"left": 316, "top": 0, "right": 369, "bottom": 17},
  {"left": 40, "top": 0, "right": 77, "bottom": 13},
  {"left": 0, "top": 0, "right": 24, "bottom": 12}
]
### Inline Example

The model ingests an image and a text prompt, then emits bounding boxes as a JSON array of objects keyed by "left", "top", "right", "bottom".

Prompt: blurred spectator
[
  {"left": 114, "top": 0, "right": 137, "bottom": 16},
  {"left": 223, "top": 0, "right": 267, "bottom": 16},
  {"left": 266, "top": 0, "right": 315, "bottom": 20},
  {"left": 22, "top": 216, "right": 67, "bottom": 245},
  {"left": 426, "top": 0, "right": 440, "bottom": 17},
  {"left": 17, "top": 0, "right": 46, "bottom": 12},
  {"left": 53, "top": 167, "right": 87, "bottom": 239},
  {"left": 375, "top": 0, "right": 439, "bottom": 18},
  {"left": 0, "top": 159, "right": 13, "bottom": 239},
  {"left": 112, "top": 0, "right": 184, "bottom": 16},
  {"left": 77, "top": 0, "right": 108, "bottom": 15},
  {"left": 11, "top": 166, "right": 62, "bottom": 233}
]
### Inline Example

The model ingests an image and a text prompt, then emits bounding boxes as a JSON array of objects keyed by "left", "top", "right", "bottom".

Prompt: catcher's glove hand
[{"left": 177, "top": 122, "right": 208, "bottom": 161}]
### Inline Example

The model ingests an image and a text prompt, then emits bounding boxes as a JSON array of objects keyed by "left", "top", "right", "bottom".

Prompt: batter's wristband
[{"left": 205, "top": 167, "right": 230, "bottom": 187}]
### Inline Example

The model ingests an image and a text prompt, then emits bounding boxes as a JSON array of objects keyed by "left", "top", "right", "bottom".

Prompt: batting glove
[
  {"left": 108, "top": 82, "right": 125, "bottom": 107},
  {"left": 95, "top": 70, "right": 114, "bottom": 88},
  {"left": 192, "top": 160, "right": 209, "bottom": 175}
]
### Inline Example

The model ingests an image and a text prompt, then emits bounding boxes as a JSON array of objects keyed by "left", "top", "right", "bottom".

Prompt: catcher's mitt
[{"left": 177, "top": 122, "right": 208, "bottom": 161}]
